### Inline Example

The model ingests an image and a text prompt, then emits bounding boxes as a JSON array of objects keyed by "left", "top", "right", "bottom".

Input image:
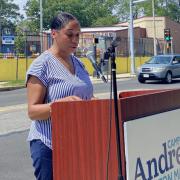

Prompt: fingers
[
  {"left": 91, "top": 96, "right": 98, "bottom": 100},
  {"left": 56, "top": 96, "right": 82, "bottom": 102}
]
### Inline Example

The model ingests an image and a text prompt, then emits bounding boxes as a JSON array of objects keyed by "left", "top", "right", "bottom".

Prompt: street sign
[{"left": 2, "top": 36, "right": 15, "bottom": 45}]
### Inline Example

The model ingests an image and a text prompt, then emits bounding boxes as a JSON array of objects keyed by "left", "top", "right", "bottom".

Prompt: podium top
[{"left": 119, "top": 88, "right": 180, "bottom": 121}]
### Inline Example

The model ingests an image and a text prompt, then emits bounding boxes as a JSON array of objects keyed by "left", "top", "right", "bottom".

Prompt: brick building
[{"left": 117, "top": 16, "right": 180, "bottom": 54}]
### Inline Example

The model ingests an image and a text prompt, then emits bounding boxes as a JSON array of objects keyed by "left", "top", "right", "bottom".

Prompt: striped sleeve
[{"left": 26, "top": 56, "right": 48, "bottom": 87}]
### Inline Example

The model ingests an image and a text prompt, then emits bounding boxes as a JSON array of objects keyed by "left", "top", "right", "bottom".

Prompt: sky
[{"left": 13, "top": 0, "right": 27, "bottom": 17}]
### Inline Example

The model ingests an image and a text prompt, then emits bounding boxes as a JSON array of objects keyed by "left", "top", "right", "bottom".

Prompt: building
[
  {"left": 78, "top": 16, "right": 180, "bottom": 57},
  {"left": 117, "top": 16, "right": 180, "bottom": 54}
]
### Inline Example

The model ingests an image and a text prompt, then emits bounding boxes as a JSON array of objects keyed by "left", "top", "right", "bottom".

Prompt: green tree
[
  {"left": 114, "top": 0, "right": 180, "bottom": 23},
  {"left": 0, "top": 0, "right": 22, "bottom": 33},
  {"left": 134, "top": 0, "right": 180, "bottom": 22},
  {"left": 24, "top": 0, "right": 119, "bottom": 31}
]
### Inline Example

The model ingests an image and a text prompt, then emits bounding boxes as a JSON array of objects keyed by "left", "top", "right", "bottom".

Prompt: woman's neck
[
  {"left": 49, "top": 46, "right": 70, "bottom": 62},
  {"left": 48, "top": 46, "right": 75, "bottom": 74}
]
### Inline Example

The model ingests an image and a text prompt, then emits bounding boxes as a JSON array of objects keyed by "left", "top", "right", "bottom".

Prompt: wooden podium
[{"left": 51, "top": 88, "right": 180, "bottom": 180}]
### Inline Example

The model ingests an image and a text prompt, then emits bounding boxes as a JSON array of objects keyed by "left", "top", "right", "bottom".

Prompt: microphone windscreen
[{"left": 111, "top": 37, "right": 121, "bottom": 47}]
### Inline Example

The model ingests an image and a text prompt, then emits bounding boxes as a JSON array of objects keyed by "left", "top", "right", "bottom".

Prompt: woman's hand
[
  {"left": 91, "top": 96, "right": 98, "bottom": 100},
  {"left": 56, "top": 96, "right": 82, "bottom": 102}
]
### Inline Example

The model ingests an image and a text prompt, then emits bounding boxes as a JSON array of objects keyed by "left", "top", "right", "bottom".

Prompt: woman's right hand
[{"left": 56, "top": 96, "right": 82, "bottom": 102}]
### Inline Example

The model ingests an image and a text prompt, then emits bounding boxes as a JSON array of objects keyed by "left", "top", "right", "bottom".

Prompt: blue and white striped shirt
[{"left": 26, "top": 51, "right": 93, "bottom": 149}]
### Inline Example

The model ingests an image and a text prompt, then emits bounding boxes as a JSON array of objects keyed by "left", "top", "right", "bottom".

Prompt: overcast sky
[{"left": 13, "top": 0, "right": 27, "bottom": 17}]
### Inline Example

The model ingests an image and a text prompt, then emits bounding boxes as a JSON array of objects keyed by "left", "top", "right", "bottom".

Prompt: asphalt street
[{"left": 0, "top": 131, "right": 35, "bottom": 180}]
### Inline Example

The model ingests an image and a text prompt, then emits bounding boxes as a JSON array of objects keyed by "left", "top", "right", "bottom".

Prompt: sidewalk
[
  {"left": 0, "top": 81, "right": 25, "bottom": 91},
  {"left": 90, "top": 73, "right": 135, "bottom": 84},
  {"left": 0, "top": 73, "right": 135, "bottom": 91}
]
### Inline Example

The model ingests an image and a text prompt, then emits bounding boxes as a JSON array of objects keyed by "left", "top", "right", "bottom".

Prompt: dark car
[{"left": 136, "top": 54, "right": 180, "bottom": 83}]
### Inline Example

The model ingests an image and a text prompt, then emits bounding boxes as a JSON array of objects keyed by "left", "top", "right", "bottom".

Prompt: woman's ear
[{"left": 51, "top": 29, "right": 56, "bottom": 38}]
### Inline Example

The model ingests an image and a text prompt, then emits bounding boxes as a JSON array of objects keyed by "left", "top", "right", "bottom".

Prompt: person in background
[{"left": 26, "top": 12, "right": 94, "bottom": 180}]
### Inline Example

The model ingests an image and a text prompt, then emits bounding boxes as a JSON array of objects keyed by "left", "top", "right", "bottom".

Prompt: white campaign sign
[{"left": 124, "top": 109, "right": 180, "bottom": 180}]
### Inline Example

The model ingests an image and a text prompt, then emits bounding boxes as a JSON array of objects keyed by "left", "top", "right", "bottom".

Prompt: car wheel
[
  {"left": 138, "top": 76, "right": 145, "bottom": 83},
  {"left": 165, "top": 72, "right": 172, "bottom": 84}
]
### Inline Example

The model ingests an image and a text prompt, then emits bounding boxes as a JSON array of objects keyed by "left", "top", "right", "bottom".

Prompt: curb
[
  {"left": 0, "top": 85, "right": 25, "bottom": 92},
  {"left": 0, "top": 74, "right": 135, "bottom": 91},
  {"left": 90, "top": 74, "right": 135, "bottom": 83}
]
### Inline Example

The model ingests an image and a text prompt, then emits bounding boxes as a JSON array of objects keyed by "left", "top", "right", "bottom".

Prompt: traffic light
[{"left": 164, "top": 29, "right": 171, "bottom": 41}]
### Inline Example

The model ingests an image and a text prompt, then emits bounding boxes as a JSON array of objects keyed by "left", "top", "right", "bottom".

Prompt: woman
[{"left": 26, "top": 12, "right": 93, "bottom": 180}]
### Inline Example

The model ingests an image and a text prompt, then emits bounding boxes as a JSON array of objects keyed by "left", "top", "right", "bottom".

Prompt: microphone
[
  {"left": 86, "top": 51, "right": 107, "bottom": 83},
  {"left": 106, "top": 37, "right": 121, "bottom": 53},
  {"left": 111, "top": 37, "right": 121, "bottom": 47}
]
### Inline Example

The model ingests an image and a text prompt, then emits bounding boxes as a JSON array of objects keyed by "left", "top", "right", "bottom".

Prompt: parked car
[{"left": 136, "top": 54, "right": 180, "bottom": 83}]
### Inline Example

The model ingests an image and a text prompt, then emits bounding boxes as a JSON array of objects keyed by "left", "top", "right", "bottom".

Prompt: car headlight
[{"left": 152, "top": 67, "right": 166, "bottom": 72}]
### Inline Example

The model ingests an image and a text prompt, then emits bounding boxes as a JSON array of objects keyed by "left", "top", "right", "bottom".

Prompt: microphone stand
[{"left": 106, "top": 45, "right": 124, "bottom": 180}]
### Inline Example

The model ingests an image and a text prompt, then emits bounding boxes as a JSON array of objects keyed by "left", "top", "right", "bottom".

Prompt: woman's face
[{"left": 52, "top": 20, "right": 80, "bottom": 55}]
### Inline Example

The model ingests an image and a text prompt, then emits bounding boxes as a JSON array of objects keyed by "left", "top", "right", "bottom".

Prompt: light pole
[
  {"left": 129, "top": 0, "right": 135, "bottom": 75},
  {"left": 152, "top": 0, "right": 157, "bottom": 55},
  {"left": 40, "top": 0, "right": 43, "bottom": 53},
  {"left": 129, "top": 0, "right": 156, "bottom": 74}
]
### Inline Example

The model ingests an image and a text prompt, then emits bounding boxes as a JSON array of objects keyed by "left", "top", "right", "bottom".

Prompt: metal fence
[
  {"left": 0, "top": 32, "right": 51, "bottom": 59},
  {"left": 0, "top": 32, "right": 169, "bottom": 60}
]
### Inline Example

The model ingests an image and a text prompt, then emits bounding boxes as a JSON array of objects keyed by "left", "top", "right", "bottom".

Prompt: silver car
[{"left": 137, "top": 54, "right": 180, "bottom": 83}]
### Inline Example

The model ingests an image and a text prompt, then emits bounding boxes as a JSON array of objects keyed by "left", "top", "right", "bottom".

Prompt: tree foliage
[
  {"left": 0, "top": 0, "right": 22, "bottom": 33},
  {"left": 24, "top": 0, "right": 119, "bottom": 32},
  {"left": 114, "top": 0, "right": 180, "bottom": 23},
  {"left": 22, "top": 0, "right": 180, "bottom": 33}
]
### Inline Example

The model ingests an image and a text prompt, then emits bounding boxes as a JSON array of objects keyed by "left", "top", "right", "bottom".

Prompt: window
[{"left": 174, "top": 56, "right": 180, "bottom": 64}]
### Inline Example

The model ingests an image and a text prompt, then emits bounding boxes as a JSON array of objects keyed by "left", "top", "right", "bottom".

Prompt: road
[
  {"left": 1, "top": 77, "right": 180, "bottom": 107},
  {"left": 0, "top": 77, "right": 180, "bottom": 180}
]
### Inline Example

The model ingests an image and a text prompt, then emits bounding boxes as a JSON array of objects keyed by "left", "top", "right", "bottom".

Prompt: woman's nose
[{"left": 71, "top": 35, "right": 79, "bottom": 43}]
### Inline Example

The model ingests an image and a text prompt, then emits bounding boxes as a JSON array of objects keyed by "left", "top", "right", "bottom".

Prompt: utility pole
[
  {"left": 129, "top": 0, "right": 135, "bottom": 75},
  {"left": 152, "top": 0, "right": 157, "bottom": 56},
  {"left": 0, "top": 4, "right": 2, "bottom": 53},
  {"left": 40, "top": 0, "right": 43, "bottom": 54},
  {"left": 130, "top": 0, "right": 156, "bottom": 74}
]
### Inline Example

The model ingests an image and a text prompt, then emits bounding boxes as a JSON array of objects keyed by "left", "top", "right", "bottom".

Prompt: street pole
[
  {"left": 40, "top": 0, "right": 43, "bottom": 54},
  {"left": 171, "top": 37, "right": 173, "bottom": 54},
  {"left": 0, "top": 4, "right": 2, "bottom": 53},
  {"left": 25, "top": 31, "right": 28, "bottom": 72},
  {"left": 152, "top": 0, "right": 157, "bottom": 56},
  {"left": 129, "top": 0, "right": 135, "bottom": 75}
]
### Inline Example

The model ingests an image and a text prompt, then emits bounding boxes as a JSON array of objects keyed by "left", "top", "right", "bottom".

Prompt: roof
[
  {"left": 44, "top": 26, "right": 128, "bottom": 34},
  {"left": 81, "top": 26, "right": 128, "bottom": 33}
]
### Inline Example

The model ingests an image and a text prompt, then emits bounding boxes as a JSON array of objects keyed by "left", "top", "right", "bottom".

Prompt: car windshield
[{"left": 146, "top": 56, "right": 171, "bottom": 64}]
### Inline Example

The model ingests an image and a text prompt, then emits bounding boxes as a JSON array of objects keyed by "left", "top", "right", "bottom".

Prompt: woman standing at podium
[{"left": 26, "top": 12, "right": 93, "bottom": 180}]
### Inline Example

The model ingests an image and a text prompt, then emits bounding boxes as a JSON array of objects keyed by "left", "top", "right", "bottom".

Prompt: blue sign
[{"left": 2, "top": 36, "right": 15, "bottom": 45}]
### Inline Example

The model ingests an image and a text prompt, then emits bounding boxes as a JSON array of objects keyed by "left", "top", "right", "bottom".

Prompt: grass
[{"left": 1, "top": 80, "right": 25, "bottom": 87}]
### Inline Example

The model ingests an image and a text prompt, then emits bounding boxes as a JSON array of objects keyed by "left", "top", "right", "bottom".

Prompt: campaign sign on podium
[
  {"left": 124, "top": 110, "right": 180, "bottom": 179},
  {"left": 119, "top": 89, "right": 180, "bottom": 180}
]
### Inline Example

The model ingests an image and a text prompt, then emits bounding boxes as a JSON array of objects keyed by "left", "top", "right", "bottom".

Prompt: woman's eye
[
  {"left": 66, "top": 33, "right": 80, "bottom": 38},
  {"left": 67, "top": 33, "right": 73, "bottom": 37}
]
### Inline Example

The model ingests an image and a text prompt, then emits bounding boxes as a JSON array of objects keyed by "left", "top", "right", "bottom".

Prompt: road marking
[
  {"left": 0, "top": 89, "right": 147, "bottom": 112},
  {"left": 0, "top": 104, "right": 27, "bottom": 112}
]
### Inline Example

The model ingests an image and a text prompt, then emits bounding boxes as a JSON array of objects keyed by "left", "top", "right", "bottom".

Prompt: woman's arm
[
  {"left": 27, "top": 75, "right": 51, "bottom": 120},
  {"left": 27, "top": 75, "right": 83, "bottom": 120}
]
